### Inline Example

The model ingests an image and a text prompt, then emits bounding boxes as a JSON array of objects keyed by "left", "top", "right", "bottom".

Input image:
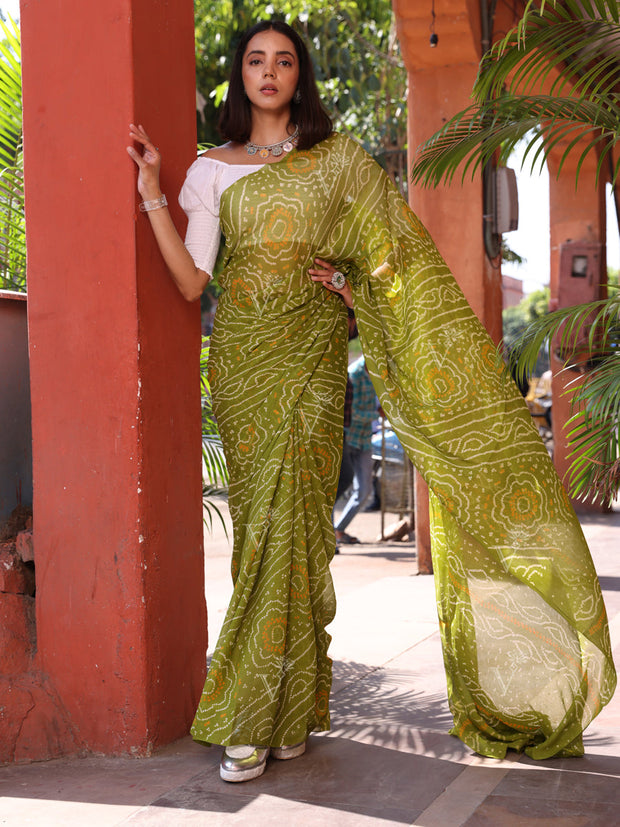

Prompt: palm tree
[
  {"left": 411, "top": 0, "right": 620, "bottom": 506},
  {"left": 200, "top": 337, "right": 230, "bottom": 536},
  {"left": 411, "top": 0, "right": 620, "bottom": 196},
  {"left": 0, "top": 15, "right": 25, "bottom": 292}
]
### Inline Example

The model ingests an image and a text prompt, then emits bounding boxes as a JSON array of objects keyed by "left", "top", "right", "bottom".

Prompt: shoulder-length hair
[{"left": 218, "top": 20, "right": 333, "bottom": 151}]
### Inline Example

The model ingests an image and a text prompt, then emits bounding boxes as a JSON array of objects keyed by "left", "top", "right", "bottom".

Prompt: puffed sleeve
[{"left": 178, "top": 158, "right": 222, "bottom": 275}]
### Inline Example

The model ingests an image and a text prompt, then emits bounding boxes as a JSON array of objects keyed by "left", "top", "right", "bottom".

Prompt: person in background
[
  {"left": 333, "top": 308, "right": 359, "bottom": 526},
  {"left": 334, "top": 355, "right": 378, "bottom": 546}
]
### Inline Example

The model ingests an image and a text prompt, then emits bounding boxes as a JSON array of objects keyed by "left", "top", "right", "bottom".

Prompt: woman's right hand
[
  {"left": 309, "top": 257, "right": 353, "bottom": 308},
  {"left": 126, "top": 123, "right": 163, "bottom": 200}
]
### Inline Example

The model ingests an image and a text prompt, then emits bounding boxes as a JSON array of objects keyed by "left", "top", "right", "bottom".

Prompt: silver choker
[{"left": 245, "top": 125, "right": 299, "bottom": 159}]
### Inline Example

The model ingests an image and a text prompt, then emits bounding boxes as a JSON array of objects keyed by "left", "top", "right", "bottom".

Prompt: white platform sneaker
[
  {"left": 220, "top": 745, "right": 269, "bottom": 782},
  {"left": 220, "top": 741, "right": 307, "bottom": 782}
]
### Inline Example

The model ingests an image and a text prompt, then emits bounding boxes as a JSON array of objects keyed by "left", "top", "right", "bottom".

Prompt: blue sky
[
  {"left": 0, "top": 0, "right": 18, "bottom": 21},
  {"left": 503, "top": 143, "right": 620, "bottom": 293}
]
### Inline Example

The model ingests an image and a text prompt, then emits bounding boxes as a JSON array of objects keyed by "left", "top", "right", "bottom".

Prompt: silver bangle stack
[{"left": 139, "top": 194, "right": 168, "bottom": 212}]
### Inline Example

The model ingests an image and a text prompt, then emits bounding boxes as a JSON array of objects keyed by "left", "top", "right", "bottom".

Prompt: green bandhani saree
[{"left": 191, "top": 133, "right": 616, "bottom": 759}]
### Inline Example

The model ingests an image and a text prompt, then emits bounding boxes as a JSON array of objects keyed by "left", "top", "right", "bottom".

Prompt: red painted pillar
[
  {"left": 20, "top": 0, "right": 206, "bottom": 755},
  {"left": 547, "top": 146, "right": 607, "bottom": 511}
]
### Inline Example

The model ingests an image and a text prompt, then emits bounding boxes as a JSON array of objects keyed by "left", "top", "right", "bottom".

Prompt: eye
[
  {"left": 248, "top": 58, "right": 262, "bottom": 66},
  {"left": 278, "top": 59, "right": 292, "bottom": 67}
]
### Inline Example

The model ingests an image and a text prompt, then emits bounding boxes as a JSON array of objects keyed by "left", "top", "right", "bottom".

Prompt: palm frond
[
  {"left": 411, "top": 1, "right": 620, "bottom": 191},
  {"left": 412, "top": 94, "right": 620, "bottom": 188},
  {"left": 510, "top": 292, "right": 620, "bottom": 505},
  {"left": 199, "top": 335, "right": 230, "bottom": 534},
  {"left": 565, "top": 397, "right": 620, "bottom": 504},
  {"left": 0, "top": 15, "right": 25, "bottom": 293},
  {"left": 477, "top": 8, "right": 620, "bottom": 102},
  {"left": 202, "top": 486, "right": 230, "bottom": 538},
  {"left": 203, "top": 435, "right": 229, "bottom": 487},
  {"left": 508, "top": 295, "right": 620, "bottom": 381}
]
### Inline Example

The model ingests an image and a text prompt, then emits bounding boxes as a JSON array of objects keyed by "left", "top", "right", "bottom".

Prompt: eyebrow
[{"left": 246, "top": 49, "right": 296, "bottom": 59}]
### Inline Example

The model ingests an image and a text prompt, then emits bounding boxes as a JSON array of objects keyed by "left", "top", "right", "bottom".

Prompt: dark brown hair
[{"left": 218, "top": 20, "right": 333, "bottom": 151}]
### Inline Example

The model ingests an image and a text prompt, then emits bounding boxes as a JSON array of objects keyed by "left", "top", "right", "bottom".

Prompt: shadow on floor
[
  {"left": 335, "top": 546, "right": 417, "bottom": 564},
  {"left": 139, "top": 736, "right": 467, "bottom": 824}
]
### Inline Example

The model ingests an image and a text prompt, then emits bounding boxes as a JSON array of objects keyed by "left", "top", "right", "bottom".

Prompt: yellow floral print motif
[
  {"left": 312, "top": 442, "right": 333, "bottom": 478},
  {"left": 480, "top": 342, "right": 503, "bottom": 376},
  {"left": 230, "top": 276, "right": 253, "bottom": 308},
  {"left": 262, "top": 206, "right": 297, "bottom": 252},
  {"left": 315, "top": 687, "right": 329, "bottom": 720},
  {"left": 284, "top": 150, "right": 317, "bottom": 175},
  {"left": 202, "top": 667, "right": 225, "bottom": 704},
  {"left": 261, "top": 616, "right": 287, "bottom": 656},
  {"left": 290, "top": 562, "right": 310, "bottom": 601},
  {"left": 423, "top": 366, "right": 456, "bottom": 400},
  {"left": 435, "top": 485, "right": 457, "bottom": 514},
  {"left": 238, "top": 424, "right": 256, "bottom": 454},
  {"left": 507, "top": 486, "right": 541, "bottom": 523}
]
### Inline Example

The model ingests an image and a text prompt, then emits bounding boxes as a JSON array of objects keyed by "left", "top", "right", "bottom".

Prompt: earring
[{"left": 293, "top": 89, "right": 301, "bottom": 104}]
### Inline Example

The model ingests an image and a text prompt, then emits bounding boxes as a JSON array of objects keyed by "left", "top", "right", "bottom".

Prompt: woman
[{"left": 128, "top": 20, "right": 615, "bottom": 782}]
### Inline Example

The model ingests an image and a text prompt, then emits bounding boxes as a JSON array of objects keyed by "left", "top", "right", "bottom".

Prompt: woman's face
[{"left": 241, "top": 29, "right": 300, "bottom": 113}]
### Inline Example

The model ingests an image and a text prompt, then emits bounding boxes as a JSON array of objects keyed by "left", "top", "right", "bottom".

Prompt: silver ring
[{"left": 331, "top": 270, "right": 346, "bottom": 289}]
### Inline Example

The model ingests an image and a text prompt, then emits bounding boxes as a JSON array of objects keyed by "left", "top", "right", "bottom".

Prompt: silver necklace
[{"left": 245, "top": 125, "right": 299, "bottom": 159}]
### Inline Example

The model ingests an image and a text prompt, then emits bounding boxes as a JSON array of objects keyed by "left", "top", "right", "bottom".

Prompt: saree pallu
[{"left": 191, "top": 133, "right": 616, "bottom": 759}]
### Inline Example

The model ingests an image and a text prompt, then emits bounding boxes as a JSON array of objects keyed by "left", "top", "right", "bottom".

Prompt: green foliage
[
  {"left": 200, "top": 337, "right": 230, "bottom": 535},
  {"left": 509, "top": 292, "right": 620, "bottom": 505},
  {"left": 503, "top": 287, "right": 550, "bottom": 376},
  {"left": 411, "top": 0, "right": 620, "bottom": 190},
  {"left": 193, "top": 0, "right": 407, "bottom": 187},
  {"left": 501, "top": 238, "right": 525, "bottom": 266},
  {"left": 0, "top": 16, "right": 25, "bottom": 292}
]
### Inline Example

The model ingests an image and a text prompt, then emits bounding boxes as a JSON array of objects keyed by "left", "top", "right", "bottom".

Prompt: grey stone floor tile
[
  {"left": 463, "top": 794, "right": 620, "bottom": 826},
  {"left": 0, "top": 740, "right": 212, "bottom": 805},
  {"left": 329, "top": 675, "right": 454, "bottom": 748},
  {"left": 0, "top": 798, "right": 140, "bottom": 827},
  {"left": 1, "top": 508, "right": 618, "bottom": 826},
  {"left": 488, "top": 760, "right": 620, "bottom": 805},
  {"left": 122, "top": 798, "right": 406, "bottom": 826},
  {"left": 121, "top": 736, "right": 465, "bottom": 825},
  {"left": 413, "top": 756, "right": 520, "bottom": 827}
]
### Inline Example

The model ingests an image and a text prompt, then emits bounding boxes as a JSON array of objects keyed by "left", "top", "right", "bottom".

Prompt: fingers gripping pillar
[{"left": 20, "top": 0, "right": 206, "bottom": 756}]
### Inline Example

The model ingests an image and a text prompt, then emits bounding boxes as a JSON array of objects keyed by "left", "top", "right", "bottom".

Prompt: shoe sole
[
  {"left": 271, "top": 742, "right": 306, "bottom": 760},
  {"left": 220, "top": 759, "right": 267, "bottom": 782}
]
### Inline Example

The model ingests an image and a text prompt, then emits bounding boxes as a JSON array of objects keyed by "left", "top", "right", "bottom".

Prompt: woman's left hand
[{"left": 309, "top": 258, "right": 353, "bottom": 308}]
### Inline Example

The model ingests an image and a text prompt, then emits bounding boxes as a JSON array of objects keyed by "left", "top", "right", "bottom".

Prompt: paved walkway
[{"left": 1, "top": 503, "right": 619, "bottom": 826}]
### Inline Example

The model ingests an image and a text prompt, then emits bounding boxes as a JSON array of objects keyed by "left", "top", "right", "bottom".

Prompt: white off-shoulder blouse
[{"left": 178, "top": 157, "right": 262, "bottom": 276}]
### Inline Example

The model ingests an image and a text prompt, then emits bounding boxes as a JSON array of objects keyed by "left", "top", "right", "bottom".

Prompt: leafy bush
[{"left": 0, "top": 16, "right": 25, "bottom": 292}]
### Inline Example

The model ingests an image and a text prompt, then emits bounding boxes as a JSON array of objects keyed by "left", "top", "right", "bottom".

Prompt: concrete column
[
  {"left": 547, "top": 146, "right": 607, "bottom": 510},
  {"left": 20, "top": 0, "right": 206, "bottom": 756}
]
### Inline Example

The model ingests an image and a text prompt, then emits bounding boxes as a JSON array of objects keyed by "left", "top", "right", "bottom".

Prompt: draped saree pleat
[{"left": 191, "top": 133, "right": 616, "bottom": 758}]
